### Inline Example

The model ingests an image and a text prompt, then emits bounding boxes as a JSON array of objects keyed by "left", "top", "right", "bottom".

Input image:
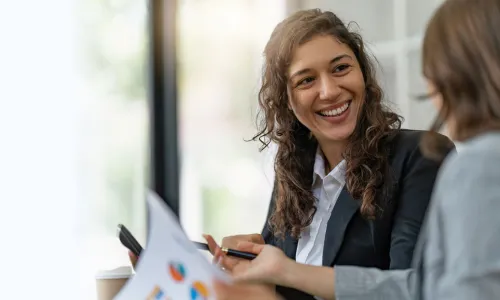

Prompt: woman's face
[{"left": 287, "top": 35, "right": 365, "bottom": 144}]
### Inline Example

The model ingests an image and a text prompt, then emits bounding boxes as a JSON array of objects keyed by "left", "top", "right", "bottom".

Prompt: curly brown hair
[{"left": 252, "top": 9, "right": 402, "bottom": 239}]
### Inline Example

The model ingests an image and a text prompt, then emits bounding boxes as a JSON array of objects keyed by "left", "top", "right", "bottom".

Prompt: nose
[{"left": 318, "top": 76, "right": 341, "bottom": 101}]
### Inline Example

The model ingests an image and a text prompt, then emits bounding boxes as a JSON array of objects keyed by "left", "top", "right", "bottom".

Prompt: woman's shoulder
[
  {"left": 440, "top": 132, "right": 500, "bottom": 177},
  {"left": 455, "top": 131, "right": 500, "bottom": 155},
  {"left": 386, "top": 129, "right": 455, "bottom": 169},
  {"left": 434, "top": 132, "right": 500, "bottom": 211},
  {"left": 388, "top": 129, "right": 450, "bottom": 150}
]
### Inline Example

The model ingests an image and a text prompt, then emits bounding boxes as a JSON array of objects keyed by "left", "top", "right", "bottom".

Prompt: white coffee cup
[{"left": 95, "top": 266, "right": 133, "bottom": 300}]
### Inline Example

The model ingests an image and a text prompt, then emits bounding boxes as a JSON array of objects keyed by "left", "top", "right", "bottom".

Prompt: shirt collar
[{"left": 312, "top": 147, "right": 346, "bottom": 186}]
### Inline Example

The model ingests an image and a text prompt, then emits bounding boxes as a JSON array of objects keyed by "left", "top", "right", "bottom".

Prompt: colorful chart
[
  {"left": 190, "top": 281, "right": 209, "bottom": 300},
  {"left": 168, "top": 261, "right": 187, "bottom": 282}
]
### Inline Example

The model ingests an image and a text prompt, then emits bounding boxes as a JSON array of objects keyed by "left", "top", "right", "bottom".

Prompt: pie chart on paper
[
  {"left": 168, "top": 262, "right": 186, "bottom": 282},
  {"left": 190, "top": 281, "right": 209, "bottom": 300}
]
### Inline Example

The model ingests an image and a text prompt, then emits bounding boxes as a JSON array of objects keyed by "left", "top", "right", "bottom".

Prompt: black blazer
[{"left": 261, "top": 129, "right": 454, "bottom": 300}]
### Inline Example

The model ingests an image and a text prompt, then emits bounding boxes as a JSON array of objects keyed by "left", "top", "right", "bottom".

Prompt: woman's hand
[
  {"left": 213, "top": 280, "right": 283, "bottom": 300},
  {"left": 230, "top": 242, "right": 294, "bottom": 286},
  {"left": 203, "top": 233, "right": 264, "bottom": 272},
  {"left": 128, "top": 233, "right": 264, "bottom": 271},
  {"left": 233, "top": 243, "right": 337, "bottom": 300}
]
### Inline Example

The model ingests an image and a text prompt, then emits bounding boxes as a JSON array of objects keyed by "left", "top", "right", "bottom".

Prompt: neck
[{"left": 318, "top": 140, "right": 346, "bottom": 173}]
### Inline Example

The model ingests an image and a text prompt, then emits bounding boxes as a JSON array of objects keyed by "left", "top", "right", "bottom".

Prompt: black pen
[
  {"left": 117, "top": 224, "right": 257, "bottom": 261},
  {"left": 193, "top": 241, "right": 257, "bottom": 260}
]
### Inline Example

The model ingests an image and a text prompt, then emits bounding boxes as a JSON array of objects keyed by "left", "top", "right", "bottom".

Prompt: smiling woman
[
  {"left": 287, "top": 36, "right": 365, "bottom": 154},
  {"left": 215, "top": 9, "right": 455, "bottom": 300},
  {"left": 254, "top": 10, "right": 412, "bottom": 240}
]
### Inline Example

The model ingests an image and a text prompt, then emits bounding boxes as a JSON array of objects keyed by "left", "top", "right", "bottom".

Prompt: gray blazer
[{"left": 334, "top": 132, "right": 500, "bottom": 300}]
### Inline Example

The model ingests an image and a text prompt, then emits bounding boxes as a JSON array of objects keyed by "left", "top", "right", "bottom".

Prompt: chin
[
  {"left": 313, "top": 102, "right": 361, "bottom": 143},
  {"left": 322, "top": 125, "right": 356, "bottom": 142}
]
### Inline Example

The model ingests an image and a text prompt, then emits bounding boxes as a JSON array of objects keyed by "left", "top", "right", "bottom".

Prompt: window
[
  {"left": 76, "top": 0, "right": 149, "bottom": 298},
  {"left": 0, "top": 1, "right": 148, "bottom": 298},
  {"left": 178, "top": 0, "right": 287, "bottom": 241}
]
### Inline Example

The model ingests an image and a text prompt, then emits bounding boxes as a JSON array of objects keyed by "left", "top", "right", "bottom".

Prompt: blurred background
[{"left": 0, "top": 0, "right": 444, "bottom": 298}]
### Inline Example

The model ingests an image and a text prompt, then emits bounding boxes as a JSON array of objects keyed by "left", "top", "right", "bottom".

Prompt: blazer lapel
[
  {"left": 283, "top": 234, "right": 299, "bottom": 259},
  {"left": 271, "top": 230, "right": 298, "bottom": 260},
  {"left": 322, "top": 186, "right": 360, "bottom": 266}
]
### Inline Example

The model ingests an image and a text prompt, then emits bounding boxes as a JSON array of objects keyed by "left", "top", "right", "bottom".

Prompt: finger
[
  {"left": 236, "top": 241, "right": 265, "bottom": 254},
  {"left": 128, "top": 251, "right": 138, "bottom": 268},
  {"left": 232, "top": 262, "right": 265, "bottom": 284},
  {"left": 231, "top": 262, "right": 270, "bottom": 284},
  {"left": 203, "top": 234, "right": 220, "bottom": 255},
  {"left": 232, "top": 271, "right": 262, "bottom": 284},
  {"left": 248, "top": 234, "right": 265, "bottom": 244},
  {"left": 221, "top": 234, "right": 264, "bottom": 249},
  {"left": 231, "top": 260, "right": 252, "bottom": 276},
  {"left": 221, "top": 236, "right": 241, "bottom": 249},
  {"left": 219, "top": 255, "right": 243, "bottom": 271},
  {"left": 213, "top": 247, "right": 225, "bottom": 265},
  {"left": 212, "top": 248, "right": 240, "bottom": 272},
  {"left": 205, "top": 235, "right": 241, "bottom": 270}
]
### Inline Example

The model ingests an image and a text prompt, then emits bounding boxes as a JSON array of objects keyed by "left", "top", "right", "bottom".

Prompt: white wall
[{"left": 0, "top": 1, "right": 81, "bottom": 298}]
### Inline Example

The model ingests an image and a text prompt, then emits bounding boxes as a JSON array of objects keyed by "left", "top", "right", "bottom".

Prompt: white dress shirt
[{"left": 295, "top": 149, "right": 346, "bottom": 267}]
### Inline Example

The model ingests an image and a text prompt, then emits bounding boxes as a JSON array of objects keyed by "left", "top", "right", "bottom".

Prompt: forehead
[{"left": 288, "top": 35, "right": 355, "bottom": 74}]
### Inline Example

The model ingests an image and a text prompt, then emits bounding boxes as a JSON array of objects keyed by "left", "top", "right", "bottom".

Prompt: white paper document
[{"left": 115, "top": 191, "right": 231, "bottom": 300}]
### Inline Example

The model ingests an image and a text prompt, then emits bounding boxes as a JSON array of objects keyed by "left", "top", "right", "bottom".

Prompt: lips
[{"left": 317, "top": 100, "right": 352, "bottom": 117}]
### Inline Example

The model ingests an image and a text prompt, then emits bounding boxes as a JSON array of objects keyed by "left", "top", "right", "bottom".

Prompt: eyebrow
[{"left": 289, "top": 54, "right": 353, "bottom": 81}]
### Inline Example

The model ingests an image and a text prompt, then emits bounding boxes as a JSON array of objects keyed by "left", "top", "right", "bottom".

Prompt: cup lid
[{"left": 95, "top": 266, "right": 133, "bottom": 279}]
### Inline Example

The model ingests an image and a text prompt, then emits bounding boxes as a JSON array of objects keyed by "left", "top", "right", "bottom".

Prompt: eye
[
  {"left": 333, "top": 64, "right": 351, "bottom": 74},
  {"left": 297, "top": 76, "right": 315, "bottom": 87}
]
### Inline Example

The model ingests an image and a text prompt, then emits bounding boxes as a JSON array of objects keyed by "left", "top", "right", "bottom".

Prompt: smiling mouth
[{"left": 317, "top": 100, "right": 352, "bottom": 117}]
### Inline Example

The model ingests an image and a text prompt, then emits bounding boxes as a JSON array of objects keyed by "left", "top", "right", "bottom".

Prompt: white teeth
[{"left": 319, "top": 102, "right": 350, "bottom": 116}]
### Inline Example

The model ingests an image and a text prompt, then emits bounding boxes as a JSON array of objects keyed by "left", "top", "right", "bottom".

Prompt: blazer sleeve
[
  {"left": 389, "top": 135, "right": 454, "bottom": 269},
  {"left": 426, "top": 148, "right": 500, "bottom": 299},
  {"left": 335, "top": 266, "right": 415, "bottom": 300}
]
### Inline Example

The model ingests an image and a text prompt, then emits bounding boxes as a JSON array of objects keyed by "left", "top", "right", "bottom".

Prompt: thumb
[
  {"left": 232, "top": 267, "right": 262, "bottom": 284},
  {"left": 203, "top": 234, "right": 220, "bottom": 255},
  {"left": 231, "top": 259, "right": 263, "bottom": 284},
  {"left": 248, "top": 233, "right": 265, "bottom": 244},
  {"left": 235, "top": 241, "right": 265, "bottom": 254}
]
